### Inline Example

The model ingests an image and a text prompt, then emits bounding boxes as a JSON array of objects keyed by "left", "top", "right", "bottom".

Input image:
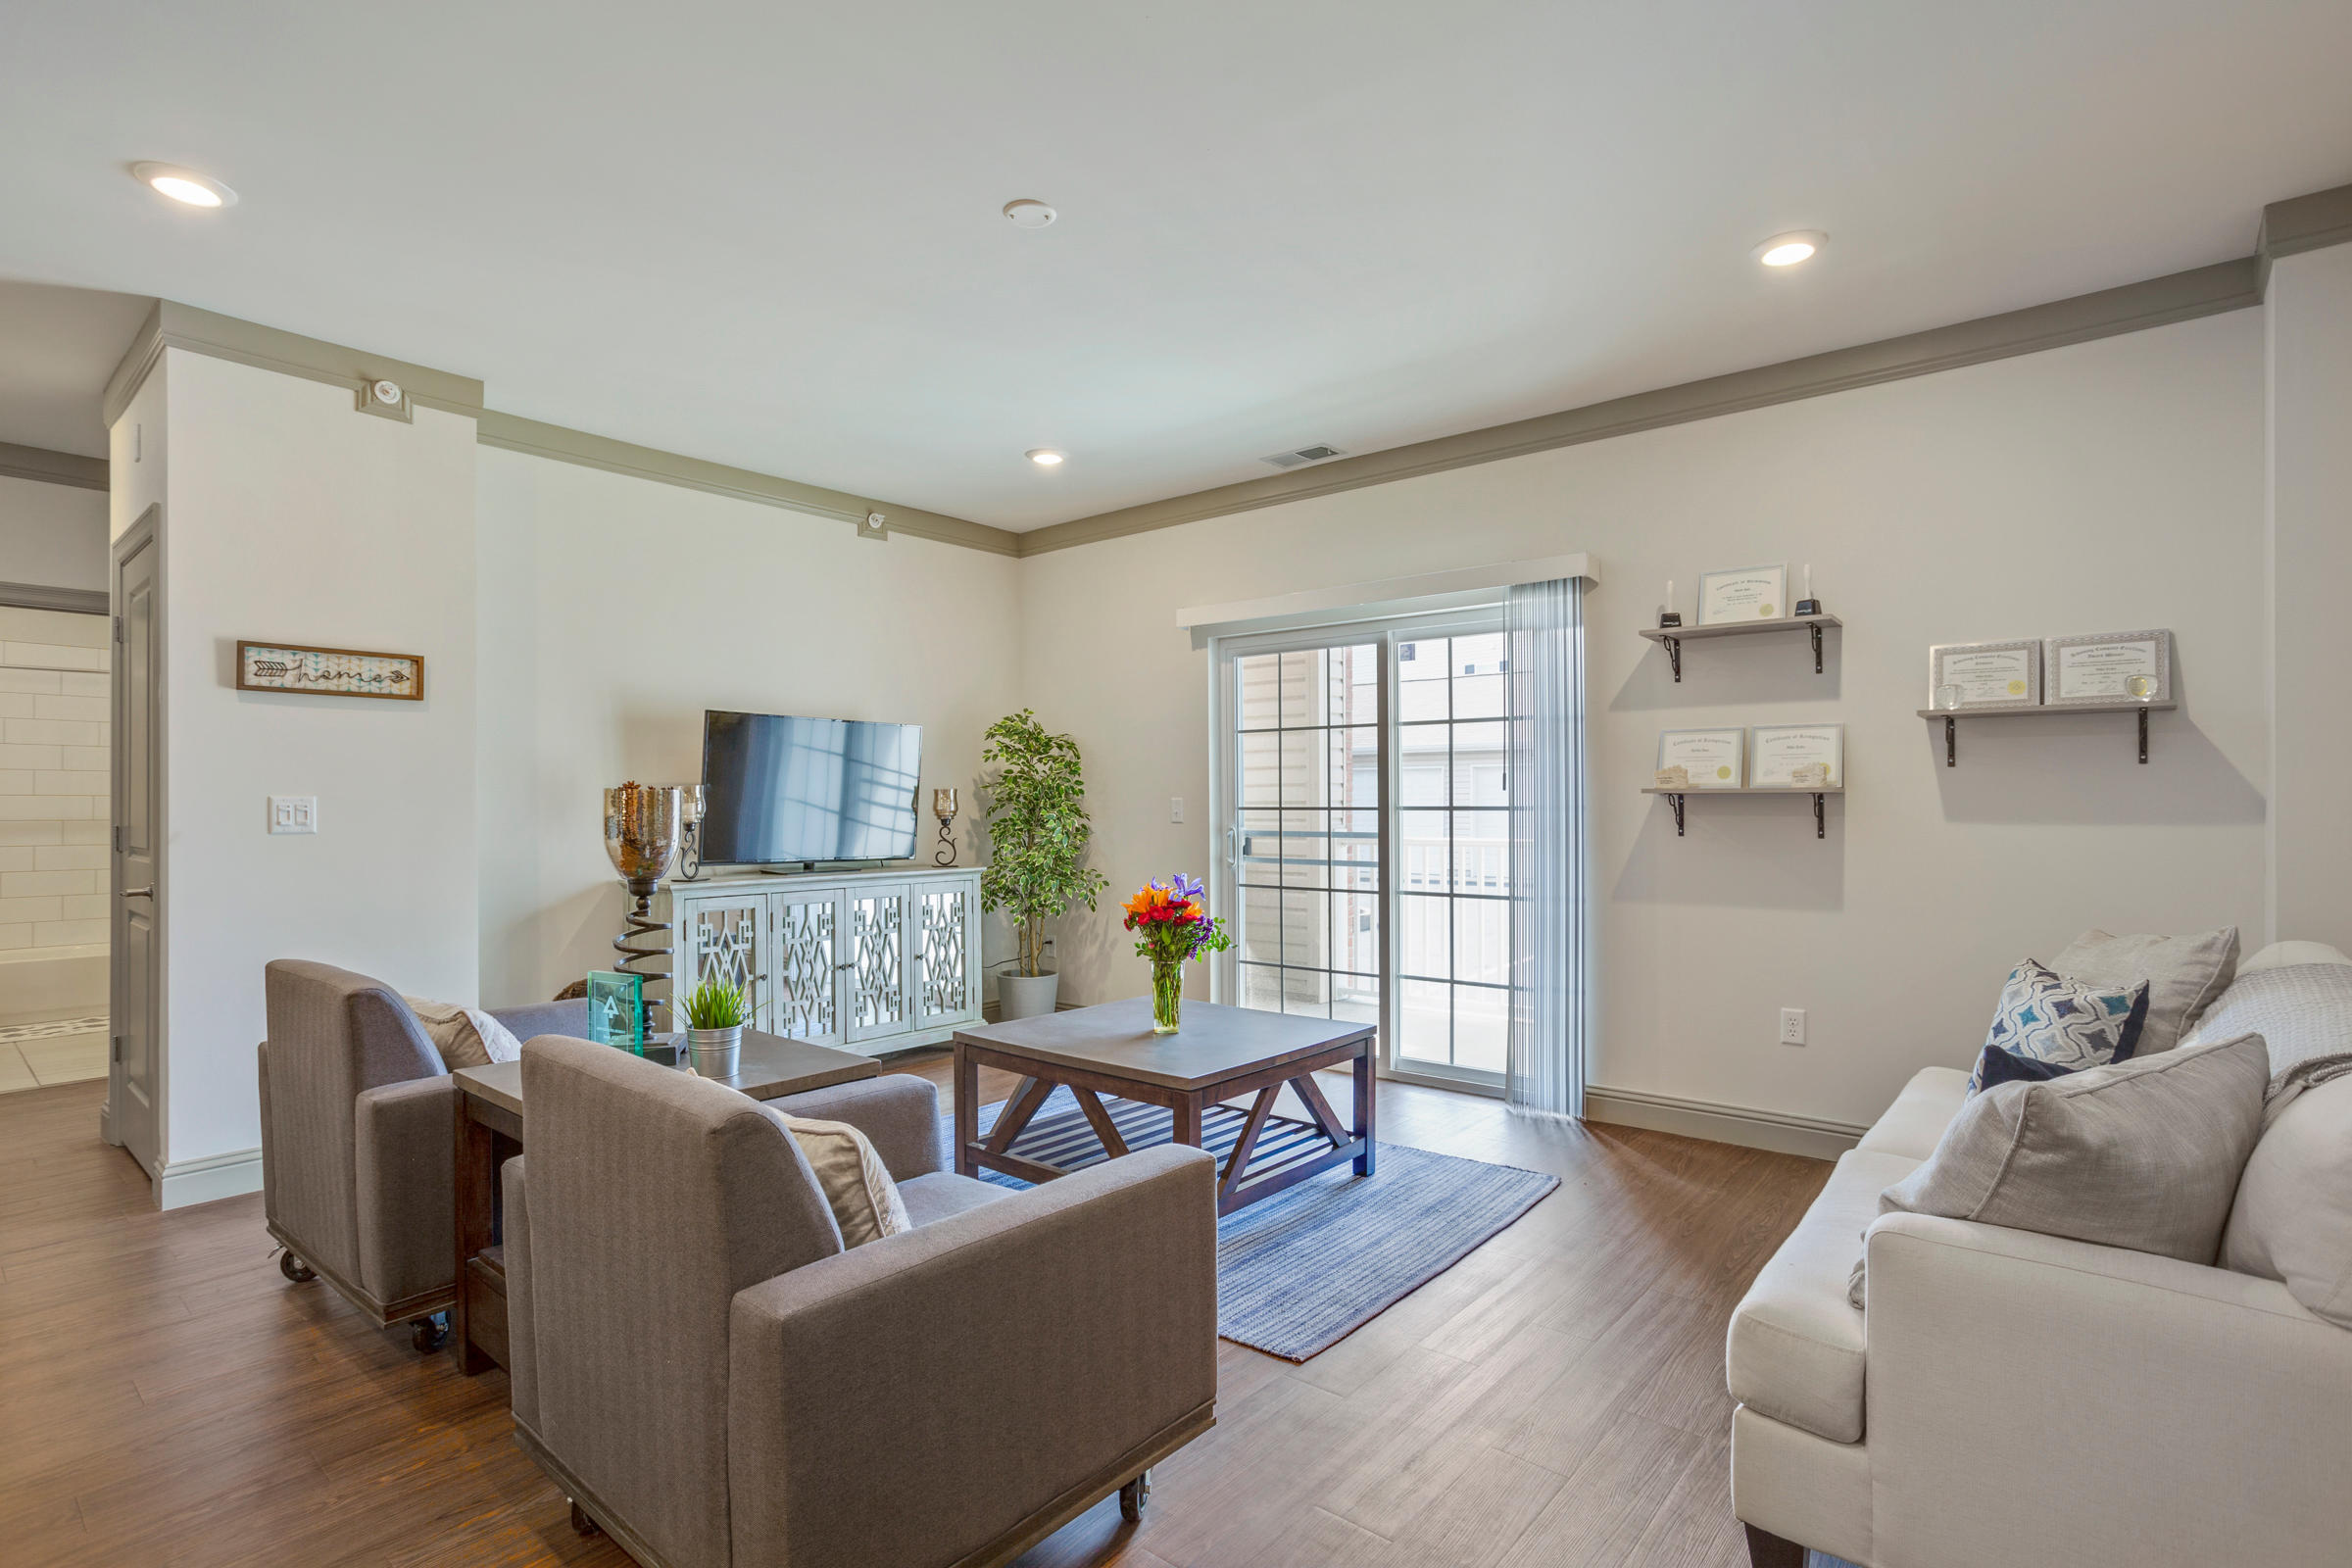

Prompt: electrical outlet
[
  {"left": 1779, "top": 1006, "right": 1807, "bottom": 1046},
  {"left": 1170, "top": 796, "right": 1185, "bottom": 823},
  {"left": 269, "top": 796, "right": 318, "bottom": 835}
]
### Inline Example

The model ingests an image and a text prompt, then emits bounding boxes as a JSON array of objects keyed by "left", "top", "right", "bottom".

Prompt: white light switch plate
[
  {"left": 1170, "top": 797, "right": 1184, "bottom": 823},
  {"left": 270, "top": 796, "right": 318, "bottom": 835}
]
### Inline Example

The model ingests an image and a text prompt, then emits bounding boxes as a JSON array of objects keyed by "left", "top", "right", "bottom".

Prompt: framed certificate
[
  {"left": 1697, "top": 564, "right": 1787, "bottom": 626},
  {"left": 1657, "top": 727, "right": 1745, "bottom": 789},
  {"left": 1927, "top": 639, "right": 2041, "bottom": 710},
  {"left": 1748, "top": 723, "right": 1844, "bottom": 789},
  {"left": 2044, "top": 628, "right": 2172, "bottom": 706}
]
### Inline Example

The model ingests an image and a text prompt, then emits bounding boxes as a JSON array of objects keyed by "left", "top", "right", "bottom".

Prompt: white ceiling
[
  {"left": 2, "top": 3, "right": 2347, "bottom": 527},
  {"left": 0, "top": 283, "right": 152, "bottom": 458}
]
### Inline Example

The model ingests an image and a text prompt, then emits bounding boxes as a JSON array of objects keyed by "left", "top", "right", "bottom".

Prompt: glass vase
[{"left": 1150, "top": 956, "right": 1183, "bottom": 1034}]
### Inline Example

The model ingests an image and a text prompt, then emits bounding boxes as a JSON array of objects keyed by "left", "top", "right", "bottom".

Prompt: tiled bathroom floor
[{"left": 0, "top": 1013, "right": 109, "bottom": 1094}]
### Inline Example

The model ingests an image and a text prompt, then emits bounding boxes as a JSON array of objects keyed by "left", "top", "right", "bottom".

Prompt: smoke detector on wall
[
  {"left": 1260, "top": 444, "right": 1348, "bottom": 469},
  {"left": 355, "top": 376, "right": 412, "bottom": 422}
]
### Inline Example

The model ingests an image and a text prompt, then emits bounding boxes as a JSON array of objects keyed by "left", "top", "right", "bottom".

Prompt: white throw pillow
[
  {"left": 404, "top": 996, "right": 524, "bottom": 1070},
  {"left": 2237, "top": 941, "right": 2352, "bottom": 978},
  {"left": 2052, "top": 926, "right": 2239, "bottom": 1055},
  {"left": 774, "top": 1110, "right": 911, "bottom": 1248},
  {"left": 2222, "top": 1072, "right": 2352, "bottom": 1328}
]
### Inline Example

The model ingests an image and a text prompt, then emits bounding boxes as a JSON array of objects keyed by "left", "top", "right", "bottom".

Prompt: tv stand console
[{"left": 660, "top": 865, "right": 983, "bottom": 1054}]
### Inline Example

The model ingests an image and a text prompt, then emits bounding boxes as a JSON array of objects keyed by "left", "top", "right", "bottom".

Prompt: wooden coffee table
[
  {"left": 953, "top": 997, "right": 1375, "bottom": 1216},
  {"left": 451, "top": 1029, "right": 878, "bottom": 1374}
]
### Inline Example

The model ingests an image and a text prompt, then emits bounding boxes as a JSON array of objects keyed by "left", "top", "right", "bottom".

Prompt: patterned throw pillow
[
  {"left": 1969, "top": 960, "right": 2148, "bottom": 1094},
  {"left": 1974, "top": 1043, "right": 2086, "bottom": 1092}
]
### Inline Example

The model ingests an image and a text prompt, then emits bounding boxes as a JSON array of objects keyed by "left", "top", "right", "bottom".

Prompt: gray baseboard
[{"left": 1582, "top": 1085, "right": 1863, "bottom": 1161}]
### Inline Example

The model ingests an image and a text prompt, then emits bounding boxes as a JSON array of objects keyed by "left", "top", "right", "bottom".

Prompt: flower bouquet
[{"left": 1121, "top": 874, "right": 1233, "bottom": 1034}]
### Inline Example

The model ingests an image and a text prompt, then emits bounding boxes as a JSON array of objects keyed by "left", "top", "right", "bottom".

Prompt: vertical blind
[{"left": 1503, "top": 577, "right": 1589, "bottom": 1119}]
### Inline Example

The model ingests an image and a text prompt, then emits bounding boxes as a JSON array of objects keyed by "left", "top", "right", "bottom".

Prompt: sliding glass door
[
  {"left": 1226, "top": 639, "right": 1383, "bottom": 1031},
  {"left": 1394, "top": 624, "right": 1511, "bottom": 1083},
  {"left": 1211, "top": 609, "right": 1508, "bottom": 1092}
]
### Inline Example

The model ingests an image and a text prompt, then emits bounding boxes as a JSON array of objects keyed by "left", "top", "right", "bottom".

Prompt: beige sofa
[{"left": 1728, "top": 942, "right": 2352, "bottom": 1568}]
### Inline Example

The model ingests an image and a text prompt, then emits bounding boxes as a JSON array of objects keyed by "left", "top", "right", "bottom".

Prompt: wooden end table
[
  {"left": 451, "top": 1030, "right": 880, "bottom": 1374},
  {"left": 953, "top": 997, "right": 1375, "bottom": 1216}
]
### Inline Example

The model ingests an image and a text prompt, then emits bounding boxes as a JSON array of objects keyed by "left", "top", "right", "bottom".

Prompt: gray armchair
[
  {"left": 503, "top": 1035, "right": 1219, "bottom": 1568},
  {"left": 258, "top": 958, "right": 584, "bottom": 1349}
]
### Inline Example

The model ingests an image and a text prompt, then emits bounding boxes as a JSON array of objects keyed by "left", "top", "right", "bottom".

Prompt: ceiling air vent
[{"left": 1260, "top": 443, "right": 1348, "bottom": 469}]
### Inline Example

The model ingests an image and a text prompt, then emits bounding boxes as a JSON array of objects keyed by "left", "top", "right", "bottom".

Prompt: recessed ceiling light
[
  {"left": 1755, "top": 230, "right": 1825, "bottom": 268},
  {"left": 1003, "top": 199, "right": 1057, "bottom": 229},
  {"left": 1026, "top": 449, "right": 1065, "bottom": 466},
  {"left": 131, "top": 162, "right": 238, "bottom": 209}
]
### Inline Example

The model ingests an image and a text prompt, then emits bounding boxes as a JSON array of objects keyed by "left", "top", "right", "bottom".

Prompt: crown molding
[
  {"left": 0, "top": 440, "right": 108, "bottom": 492},
  {"left": 474, "top": 411, "right": 1019, "bottom": 556},
  {"left": 0, "top": 580, "right": 109, "bottom": 614},
  {"left": 2256, "top": 180, "right": 2352, "bottom": 294},
  {"left": 1014, "top": 256, "right": 2262, "bottom": 557},
  {"left": 90, "top": 297, "right": 1011, "bottom": 556},
  {"left": 102, "top": 300, "right": 486, "bottom": 429}
]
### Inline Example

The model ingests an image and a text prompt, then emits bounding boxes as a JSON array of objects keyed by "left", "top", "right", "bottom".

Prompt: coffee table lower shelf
[{"left": 962, "top": 1081, "right": 1370, "bottom": 1216}]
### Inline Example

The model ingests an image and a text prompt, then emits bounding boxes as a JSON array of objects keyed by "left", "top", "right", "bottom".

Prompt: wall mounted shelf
[
  {"left": 1916, "top": 701, "right": 2176, "bottom": 766},
  {"left": 1639, "top": 613, "right": 1840, "bottom": 682},
  {"left": 1642, "top": 786, "right": 1841, "bottom": 839}
]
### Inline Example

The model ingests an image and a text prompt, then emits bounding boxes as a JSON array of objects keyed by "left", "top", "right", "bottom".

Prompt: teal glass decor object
[{"left": 585, "top": 970, "right": 645, "bottom": 1051}]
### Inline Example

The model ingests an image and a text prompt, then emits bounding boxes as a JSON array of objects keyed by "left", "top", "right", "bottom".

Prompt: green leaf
[{"left": 977, "top": 710, "right": 1111, "bottom": 976}]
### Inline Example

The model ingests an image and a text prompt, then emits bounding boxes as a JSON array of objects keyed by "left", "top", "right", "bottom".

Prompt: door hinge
[
  {"left": 114, "top": 615, "right": 123, "bottom": 644},
  {"left": 115, "top": 824, "right": 123, "bottom": 853},
  {"left": 112, "top": 1035, "right": 122, "bottom": 1064}
]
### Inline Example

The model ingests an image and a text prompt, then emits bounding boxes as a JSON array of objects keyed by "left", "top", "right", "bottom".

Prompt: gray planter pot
[
  {"left": 998, "top": 972, "right": 1059, "bottom": 1021},
  {"left": 688, "top": 1024, "right": 742, "bottom": 1078}
]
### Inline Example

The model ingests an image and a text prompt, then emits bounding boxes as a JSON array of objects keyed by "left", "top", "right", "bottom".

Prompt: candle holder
[
  {"left": 670, "top": 782, "right": 708, "bottom": 882},
  {"left": 604, "top": 783, "right": 682, "bottom": 1035},
  {"left": 932, "top": 787, "right": 959, "bottom": 866}
]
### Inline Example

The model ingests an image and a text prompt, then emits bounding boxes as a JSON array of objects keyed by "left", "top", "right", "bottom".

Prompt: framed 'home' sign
[{"left": 235, "top": 641, "right": 424, "bottom": 701}]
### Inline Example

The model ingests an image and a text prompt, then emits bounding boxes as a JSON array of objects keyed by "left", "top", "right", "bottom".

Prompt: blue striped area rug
[{"left": 941, "top": 1087, "right": 1558, "bottom": 1361}]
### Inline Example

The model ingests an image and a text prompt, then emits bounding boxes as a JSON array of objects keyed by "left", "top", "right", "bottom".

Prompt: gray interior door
[{"left": 110, "top": 510, "right": 161, "bottom": 1176}]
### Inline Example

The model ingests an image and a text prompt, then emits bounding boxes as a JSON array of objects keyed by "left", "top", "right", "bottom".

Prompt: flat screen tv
[{"left": 699, "top": 710, "right": 922, "bottom": 866}]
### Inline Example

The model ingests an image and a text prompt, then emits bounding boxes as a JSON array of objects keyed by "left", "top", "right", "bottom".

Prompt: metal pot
[
  {"left": 998, "top": 972, "right": 1059, "bottom": 1021},
  {"left": 688, "top": 1024, "right": 742, "bottom": 1078}
]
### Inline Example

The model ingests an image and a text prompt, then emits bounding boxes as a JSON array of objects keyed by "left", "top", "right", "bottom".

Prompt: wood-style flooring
[{"left": 0, "top": 1053, "right": 1829, "bottom": 1567}]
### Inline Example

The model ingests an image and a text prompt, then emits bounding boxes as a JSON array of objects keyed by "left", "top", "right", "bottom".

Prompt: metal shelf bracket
[{"left": 1662, "top": 635, "right": 1682, "bottom": 683}]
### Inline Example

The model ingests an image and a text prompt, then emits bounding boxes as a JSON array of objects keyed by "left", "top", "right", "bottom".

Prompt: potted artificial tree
[{"left": 979, "top": 710, "right": 1108, "bottom": 1019}]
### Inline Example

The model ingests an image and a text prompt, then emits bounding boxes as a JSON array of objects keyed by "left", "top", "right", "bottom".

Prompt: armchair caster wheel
[
  {"left": 1118, "top": 1471, "right": 1152, "bottom": 1524},
  {"left": 570, "top": 1499, "right": 602, "bottom": 1537},
  {"left": 410, "top": 1312, "right": 450, "bottom": 1353},
  {"left": 278, "top": 1250, "right": 316, "bottom": 1284}
]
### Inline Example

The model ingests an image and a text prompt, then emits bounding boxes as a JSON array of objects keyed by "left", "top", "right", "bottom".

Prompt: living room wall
[
  {"left": 472, "top": 448, "right": 1022, "bottom": 1009},
  {"left": 133, "top": 350, "right": 482, "bottom": 1185},
  {"left": 1014, "top": 310, "right": 2270, "bottom": 1133}
]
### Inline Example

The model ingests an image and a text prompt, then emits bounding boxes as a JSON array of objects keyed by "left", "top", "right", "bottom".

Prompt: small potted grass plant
[{"left": 681, "top": 976, "right": 748, "bottom": 1078}]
